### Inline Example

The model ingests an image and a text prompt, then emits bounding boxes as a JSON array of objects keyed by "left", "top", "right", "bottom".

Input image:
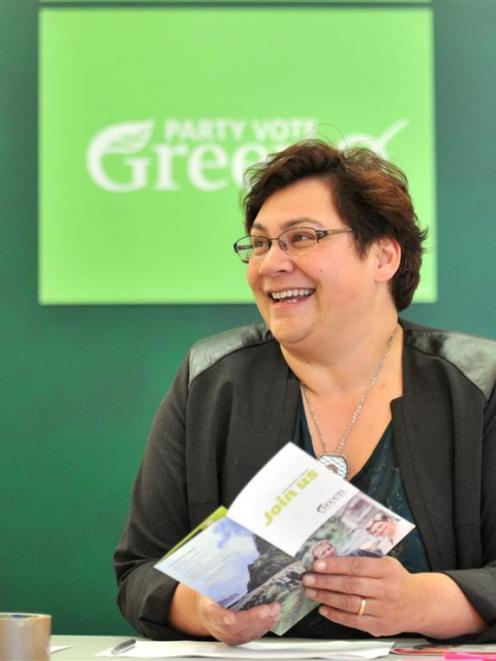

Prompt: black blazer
[{"left": 114, "top": 320, "right": 496, "bottom": 641}]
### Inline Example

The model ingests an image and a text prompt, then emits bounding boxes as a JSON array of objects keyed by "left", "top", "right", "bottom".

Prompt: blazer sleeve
[
  {"left": 113, "top": 356, "right": 205, "bottom": 640},
  {"left": 440, "top": 383, "right": 496, "bottom": 643}
]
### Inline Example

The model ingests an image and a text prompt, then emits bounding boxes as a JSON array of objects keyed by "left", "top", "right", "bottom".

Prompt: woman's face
[
  {"left": 369, "top": 518, "right": 397, "bottom": 539},
  {"left": 313, "top": 541, "right": 337, "bottom": 559},
  {"left": 246, "top": 177, "right": 385, "bottom": 350}
]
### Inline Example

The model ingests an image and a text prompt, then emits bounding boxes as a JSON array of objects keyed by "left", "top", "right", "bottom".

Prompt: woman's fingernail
[
  {"left": 314, "top": 560, "right": 326, "bottom": 571},
  {"left": 305, "top": 588, "right": 317, "bottom": 598},
  {"left": 303, "top": 574, "right": 315, "bottom": 586},
  {"left": 319, "top": 607, "right": 328, "bottom": 618}
]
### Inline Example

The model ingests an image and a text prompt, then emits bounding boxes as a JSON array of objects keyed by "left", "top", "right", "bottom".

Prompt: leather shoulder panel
[
  {"left": 188, "top": 324, "right": 272, "bottom": 386},
  {"left": 404, "top": 325, "right": 496, "bottom": 399}
]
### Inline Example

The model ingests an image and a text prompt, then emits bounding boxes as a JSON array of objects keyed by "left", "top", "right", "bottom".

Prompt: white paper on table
[
  {"left": 243, "top": 640, "right": 392, "bottom": 653},
  {"left": 97, "top": 639, "right": 393, "bottom": 659}
]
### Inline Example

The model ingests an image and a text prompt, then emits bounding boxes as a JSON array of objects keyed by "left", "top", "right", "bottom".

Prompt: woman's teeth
[{"left": 271, "top": 288, "right": 314, "bottom": 301}]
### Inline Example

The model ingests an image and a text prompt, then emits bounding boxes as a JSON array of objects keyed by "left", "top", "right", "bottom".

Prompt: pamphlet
[{"left": 155, "top": 443, "right": 414, "bottom": 635}]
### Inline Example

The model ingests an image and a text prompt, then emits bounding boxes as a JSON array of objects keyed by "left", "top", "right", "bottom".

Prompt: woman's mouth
[{"left": 269, "top": 288, "right": 315, "bottom": 303}]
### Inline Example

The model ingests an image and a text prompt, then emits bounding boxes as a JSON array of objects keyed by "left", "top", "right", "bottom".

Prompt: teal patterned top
[
  {"left": 286, "top": 400, "right": 430, "bottom": 637},
  {"left": 294, "top": 400, "right": 429, "bottom": 574}
]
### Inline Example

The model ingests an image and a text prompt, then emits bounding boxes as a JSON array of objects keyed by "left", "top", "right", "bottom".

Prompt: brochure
[{"left": 155, "top": 443, "right": 414, "bottom": 635}]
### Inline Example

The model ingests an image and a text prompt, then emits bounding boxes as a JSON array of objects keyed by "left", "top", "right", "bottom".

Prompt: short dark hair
[{"left": 242, "top": 139, "right": 428, "bottom": 311}]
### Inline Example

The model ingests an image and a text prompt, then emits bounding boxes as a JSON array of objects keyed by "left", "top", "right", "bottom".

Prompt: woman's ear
[{"left": 373, "top": 237, "right": 401, "bottom": 283}]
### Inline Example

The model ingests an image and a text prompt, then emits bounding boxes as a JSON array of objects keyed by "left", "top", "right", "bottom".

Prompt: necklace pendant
[{"left": 319, "top": 454, "right": 349, "bottom": 479}]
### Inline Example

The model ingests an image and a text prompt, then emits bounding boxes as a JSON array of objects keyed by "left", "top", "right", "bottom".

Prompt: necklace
[{"left": 301, "top": 328, "right": 397, "bottom": 480}]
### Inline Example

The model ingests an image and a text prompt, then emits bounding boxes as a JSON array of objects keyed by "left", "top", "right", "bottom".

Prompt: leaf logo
[{"left": 86, "top": 120, "right": 154, "bottom": 192}]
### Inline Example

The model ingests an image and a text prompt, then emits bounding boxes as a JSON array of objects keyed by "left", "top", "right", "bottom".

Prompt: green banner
[{"left": 39, "top": 7, "right": 436, "bottom": 304}]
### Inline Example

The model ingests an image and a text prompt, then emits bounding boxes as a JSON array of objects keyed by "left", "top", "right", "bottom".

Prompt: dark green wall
[{"left": 1, "top": 0, "right": 495, "bottom": 635}]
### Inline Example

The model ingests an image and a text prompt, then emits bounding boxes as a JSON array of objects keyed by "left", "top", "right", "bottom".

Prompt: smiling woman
[
  {"left": 114, "top": 140, "right": 496, "bottom": 645},
  {"left": 242, "top": 176, "right": 398, "bottom": 352}
]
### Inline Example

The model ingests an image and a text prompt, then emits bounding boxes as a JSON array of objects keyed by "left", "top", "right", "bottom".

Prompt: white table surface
[{"left": 51, "top": 635, "right": 426, "bottom": 661}]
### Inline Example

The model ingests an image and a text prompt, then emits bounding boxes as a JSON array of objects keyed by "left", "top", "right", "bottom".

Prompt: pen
[{"left": 110, "top": 638, "right": 136, "bottom": 656}]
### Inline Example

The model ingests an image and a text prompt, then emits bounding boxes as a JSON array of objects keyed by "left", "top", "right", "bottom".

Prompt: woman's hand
[
  {"left": 302, "top": 556, "right": 485, "bottom": 638},
  {"left": 303, "top": 555, "right": 421, "bottom": 636},
  {"left": 196, "top": 595, "right": 280, "bottom": 646},
  {"left": 169, "top": 583, "right": 280, "bottom": 644}
]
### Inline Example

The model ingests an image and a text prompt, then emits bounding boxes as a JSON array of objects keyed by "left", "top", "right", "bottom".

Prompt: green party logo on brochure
[{"left": 39, "top": 7, "right": 436, "bottom": 304}]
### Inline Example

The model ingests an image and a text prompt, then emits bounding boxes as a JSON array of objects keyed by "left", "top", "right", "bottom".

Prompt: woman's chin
[{"left": 267, "top": 320, "right": 313, "bottom": 348}]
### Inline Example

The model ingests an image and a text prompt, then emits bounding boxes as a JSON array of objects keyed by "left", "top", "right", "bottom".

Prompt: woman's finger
[
  {"left": 305, "top": 587, "right": 379, "bottom": 617},
  {"left": 319, "top": 604, "right": 382, "bottom": 636},
  {"left": 303, "top": 572, "right": 385, "bottom": 599},
  {"left": 312, "top": 555, "right": 391, "bottom": 578}
]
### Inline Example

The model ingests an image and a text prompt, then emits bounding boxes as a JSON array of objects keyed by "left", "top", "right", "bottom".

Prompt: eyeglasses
[{"left": 233, "top": 226, "right": 353, "bottom": 263}]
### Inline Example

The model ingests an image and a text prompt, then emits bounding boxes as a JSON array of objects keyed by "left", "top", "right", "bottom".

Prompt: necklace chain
[{"left": 301, "top": 328, "right": 397, "bottom": 476}]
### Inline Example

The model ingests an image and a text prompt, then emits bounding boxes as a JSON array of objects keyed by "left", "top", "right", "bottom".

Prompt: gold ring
[{"left": 357, "top": 598, "right": 367, "bottom": 616}]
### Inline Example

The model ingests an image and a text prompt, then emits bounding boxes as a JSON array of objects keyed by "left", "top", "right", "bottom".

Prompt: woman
[
  {"left": 114, "top": 140, "right": 496, "bottom": 644},
  {"left": 311, "top": 541, "right": 338, "bottom": 560},
  {"left": 339, "top": 514, "right": 400, "bottom": 558}
]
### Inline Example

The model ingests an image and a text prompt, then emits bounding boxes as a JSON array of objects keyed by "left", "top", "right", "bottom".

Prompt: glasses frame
[{"left": 233, "top": 226, "right": 353, "bottom": 263}]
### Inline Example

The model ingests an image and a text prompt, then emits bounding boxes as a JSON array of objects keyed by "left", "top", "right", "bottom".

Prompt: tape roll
[{"left": 0, "top": 613, "right": 51, "bottom": 661}]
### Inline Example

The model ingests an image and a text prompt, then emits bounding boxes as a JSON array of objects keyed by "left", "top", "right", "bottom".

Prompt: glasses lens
[
  {"left": 235, "top": 236, "right": 271, "bottom": 262},
  {"left": 234, "top": 239, "right": 253, "bottom": 263},
  {"left": 283, "top": 228, "right": 318, "bottom": 254}
]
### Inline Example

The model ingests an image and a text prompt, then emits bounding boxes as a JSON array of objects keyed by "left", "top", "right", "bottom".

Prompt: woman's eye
[
  {"left": 291, "top": 231, "right": 314, "bottom": 243},
  {"left": 252, "top": 237, "right": 267, "bottom": 249}
]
